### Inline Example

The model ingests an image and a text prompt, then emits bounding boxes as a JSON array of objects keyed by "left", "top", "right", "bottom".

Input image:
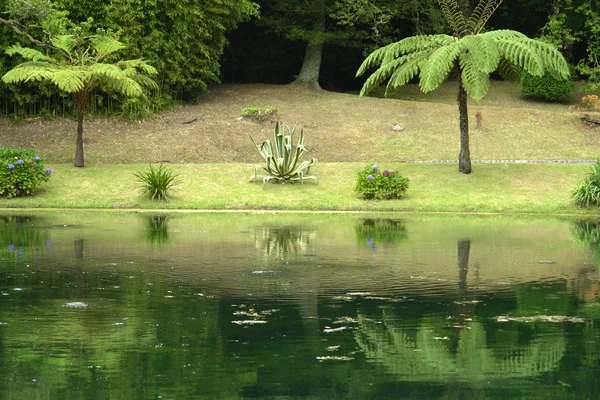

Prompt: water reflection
[
  {"left": 0, "top": 212, "right": 598, "bottom": 399},
  {"left": 145, "top": 214, "right": 170, "bottom": 245}
]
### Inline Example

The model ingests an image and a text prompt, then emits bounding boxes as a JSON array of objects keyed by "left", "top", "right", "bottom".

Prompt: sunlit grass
[{"left": 0, "top": 163, "right": 594, "bottom": 215}]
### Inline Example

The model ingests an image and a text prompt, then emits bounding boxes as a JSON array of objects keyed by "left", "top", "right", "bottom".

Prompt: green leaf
[{"left": 419, "top": 41, "right": 463, "bottom": 93}]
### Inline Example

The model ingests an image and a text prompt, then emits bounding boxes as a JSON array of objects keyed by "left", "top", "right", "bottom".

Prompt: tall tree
[
  {"left": 1, "top": 10, "right": 158, "bottom": 167},
  {"left": 357, "top": 0, "right": 570, "bottom": 174}
]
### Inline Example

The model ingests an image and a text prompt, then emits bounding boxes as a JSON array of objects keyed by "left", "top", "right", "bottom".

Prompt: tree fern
[
  {"left": 357, "top": 0, "right": 570, "bottom": 175},
  {"left": 5, "top": 44, "right": 53, "bottom": 63}
]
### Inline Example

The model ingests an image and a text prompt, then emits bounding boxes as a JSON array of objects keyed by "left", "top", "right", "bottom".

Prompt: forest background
[{"left": 0, "top": 0, "right": 598, "bottom": 120}]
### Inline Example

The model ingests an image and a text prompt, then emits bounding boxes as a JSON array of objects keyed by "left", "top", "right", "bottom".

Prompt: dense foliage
[
  {"left": 249, "top": 122, "right": 318, "bottom": 184},
  {"left": 0, "top": 147, "right": 51, "bottom": 197},
  {"left": 520, "top": 72, "right": 573, "bottom": 100},
  {"left": 355, "top": 165, "right": 409, "bottom": 200}
]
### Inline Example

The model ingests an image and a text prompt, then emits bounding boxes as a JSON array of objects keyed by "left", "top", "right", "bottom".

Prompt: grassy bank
[{"left": 0, "top": 162, "right": 596, "bottom": 215}]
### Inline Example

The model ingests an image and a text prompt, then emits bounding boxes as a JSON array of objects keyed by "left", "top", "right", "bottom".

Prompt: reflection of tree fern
[
  {"left": 355, "top": 219, "right": 407, "bottom": 246},
  {"left": 256, "top": 227, "right": 315, "bottom": 258},
  {"left": 354, "top": 311, "right": 566, "bottom": 383},
  {"left": 145, "top": 215, "right": 170, "bottom": 245},
  {"left": 573, "top": 220, "right": 600, "bottom": 269}
]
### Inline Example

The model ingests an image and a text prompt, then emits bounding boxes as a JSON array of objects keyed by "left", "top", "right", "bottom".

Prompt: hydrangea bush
[
  {"left": 355, "top": 165, "right": 409, "bottom": 200},
  {"left": 0, "top": 148, "right": 52, "bottom": 198}
]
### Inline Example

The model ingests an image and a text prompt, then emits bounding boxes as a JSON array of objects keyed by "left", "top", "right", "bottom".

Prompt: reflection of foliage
[
  {"left": 0, "top": 215, "right": 48, "bottom": 266},
  {"left": 354, "top": 310, "right": 566, "bottom": 384},
  {"left": 256, "top": 226, "right": 315, "bottom": 258},
  {"left": 355, "top": 218, "right": 407, "bottom": 247},
  {"left": 145, "top": 214, "right": 170, "bottom": 245},
  {"left": 573, "top": 220, "right": 600, "bottom": 269}
]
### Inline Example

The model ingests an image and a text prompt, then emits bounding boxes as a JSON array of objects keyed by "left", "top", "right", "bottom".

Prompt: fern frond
[
  {"left": 102, "top": 76, "right": 144, "bottom": 98},
  {"left": 519, "top": 39, "right": 570, "bottom": 80},
  {"left": 419, "top": 41, "right": 464, "bottom": 93},
  {"left": 90, "top": 36, "right": 126, "bottom": 61},
  {"left": 468, "top": 0, "right": 503, "bottom": 34},
  {"left": 50, "top": 69, "right": 85, "bottom": 93},
  {"left": 356, "top": 35, "right": 452, "bottom": 77},
  {"left": 496, "top": 39, "right": 544, "bottom": 77},
  {"left": 132, "top": 74, "right": 159, "bottom": 90},
  {"left": 459, "top": 52, "right": 491, "bottom": 100},
  {"left": 5, "top": 44, "right": 53, "bottom": 63},
  {"left": 481, "top": 29, "right": 527, "bottom": 41},
  {"left": 90, "top": 63, "right": 125, "bottom": 80},
  {"left": 438, "top": 0, "right": 468, "bottom": 36},
  {"left": 51, "top": 35, "right": 76, "bottom": 54},
  {"left": 386, "top": 49, "right": 435, "bottom": 94},
  {"left": 1, "top": 63, "right": 55, "bottom": 84},
  {"left": 117, "top": 59, "right": 158, "bottom": 75},
  {"left": 497, "top": 59, "right": 522, "bottom": 81},
  {"left": 461, "top": 35, "right": 500, "bottom": 73}
]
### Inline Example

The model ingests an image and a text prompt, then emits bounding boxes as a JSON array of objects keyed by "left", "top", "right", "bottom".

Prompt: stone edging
[{"left": 408, "top": 160, "right": 596, "bottom": 164}]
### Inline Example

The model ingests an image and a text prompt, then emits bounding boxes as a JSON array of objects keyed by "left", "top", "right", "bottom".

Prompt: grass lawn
[{"left": 0, "top": 162, "right": 596, "bottom": 215}]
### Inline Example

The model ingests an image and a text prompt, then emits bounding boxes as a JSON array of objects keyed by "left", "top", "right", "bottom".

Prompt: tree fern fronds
[
  {"left": 459, "top": 52, "right": 491, "bottom": 100},
  {"left": 468, "top": 0, "right": 503, "bottom": 34},
  {"left": 359, "top": 57, "right": 404, "bottom": 96},
  {"left": 461, "top": 36, "right": 500, "bottom": 73},
  {"left": 419, "top": 41, "right": 464, "bottom": 93},
  {"left": 438, "top": 0, "right": 468, "bottom": 36},
  {"left": 519, "top": 39, "right": 570, "bottom": 79},
  {"left": 90, "top": 36, "right": 127, "bottom": 61},
  {"left": 2, "top": 63, "right": 55, "bottom": 84},
  {"left": 497, "top": 59, "right": 522, "bottom": 81},
  {"left": 103, "top": 76, "right": 144, "bottom": 98},
  {"left": 481, "top": 29, "right": 527, "bottom": 41},
  {"left": 51, "top": 35, "right": 76, "bottom": 54},
  {"left": 356, "top": 42, "right": 398, "bottom": 76},
  {"left": 90, "top": 63, "right": 126, "bottom": 80},
  {"left": 5, "top": 44, "right": 53, "bottom": 63},
  {"left": 131, "top": 74, "right": 160, "bottom": 90},
  {"left": 50, "top": 69, "right": 85, "bottom": 93},
  {"left": 496, "top": 39, "right": 545, "bottom": 77},
  {"left": 386, "top": 50, "right": 434, "bottom": 94}
]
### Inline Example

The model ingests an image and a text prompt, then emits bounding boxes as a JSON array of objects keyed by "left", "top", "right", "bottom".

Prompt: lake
[{"left": 0, "top": 211, "right": 599, "bottom": 399}]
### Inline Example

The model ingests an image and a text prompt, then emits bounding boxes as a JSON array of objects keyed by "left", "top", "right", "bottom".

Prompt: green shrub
[
  {"left": 240, "top": 106, "right": 279, "bottom": 122},
  {"left": 572, "top": 160, "right": 600, "bottom": 207},
  {"left": 134, "top": 164, "right": 178, "bottom": 200},
  {"left": 520, "top": 72, "right": 573, "bottom": 101},
  {"left": 249, "top": 122, "right": 318, "bottom": 185},
  {"left": 0, "top": 148, "right": 52, "bottom": 198},
  {"left": 355, "top": 165, "right": 409, "bottom": 200}
]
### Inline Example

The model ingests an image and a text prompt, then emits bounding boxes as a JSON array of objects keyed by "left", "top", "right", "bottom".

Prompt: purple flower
[
  {"left": 383, "top": 169, "right": 394, "bottom": 177},
  {"left": 367, "top": 174, "right": 374, "bottom": 181},
  {"left": 16, "top": 159, "right": 24, "bottom": 165},
  {"left": 371, "top": 165, "right": 378, "bottom": 171},
  {"left": 8, "top": 243, "right": 14, "bottom": 252},
  {"left": 45, "top": 168, "right": 52, "bottom": 175},
  {"left": 8, "top": 164, "right": 14, "bottom": 170},
  {"left": 34, "top": 156, "right": 41, "bottom": 161}
]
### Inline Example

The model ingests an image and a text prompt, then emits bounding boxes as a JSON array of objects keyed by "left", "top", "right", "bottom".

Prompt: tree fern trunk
[
  {"left": 457, "top": 73, "right": 471, "bottom": 174},
  {"left": 74, "top": 93, "right": 86, "bottom": 168}
]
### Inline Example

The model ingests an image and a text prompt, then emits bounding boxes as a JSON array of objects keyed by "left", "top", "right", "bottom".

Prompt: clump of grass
[
  {"left": 240, "top": 106, "right": 279, "bottom": 122},
  {"left": 572, "top": 160, "right": 600, "bottom": 207},
  {"left": 134, "top": 164, "right": 178, "bottom": 200}
]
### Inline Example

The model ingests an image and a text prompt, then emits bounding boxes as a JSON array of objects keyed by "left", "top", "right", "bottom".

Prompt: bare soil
[{"left": 0, "top": 83, "right": 597, "bottom": 164}]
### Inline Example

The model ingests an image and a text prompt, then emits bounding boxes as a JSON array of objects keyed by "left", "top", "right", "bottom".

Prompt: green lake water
[{"left": 1, "top": 211, "right": 599, "bottom": 399}]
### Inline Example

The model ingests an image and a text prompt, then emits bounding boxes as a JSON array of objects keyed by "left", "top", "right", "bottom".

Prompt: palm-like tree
[
  {"left": 357, "top": 0, "right": 570, "bottom": 174},
  {"left": 2, "top": 34, "right": 157, "bottom": 167}
]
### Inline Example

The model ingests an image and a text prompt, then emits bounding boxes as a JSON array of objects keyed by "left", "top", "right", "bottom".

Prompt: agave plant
[{"left": 249, "top": 122, "right": 318, "bottom": 184}]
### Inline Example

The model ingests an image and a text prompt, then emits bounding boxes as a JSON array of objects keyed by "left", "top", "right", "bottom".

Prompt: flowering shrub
[
  {"left": 0, "top": 148, "right": 52, "bottom": 198},
  {"left": 355, "top": 165, "right": 409, "bottom": 200}
]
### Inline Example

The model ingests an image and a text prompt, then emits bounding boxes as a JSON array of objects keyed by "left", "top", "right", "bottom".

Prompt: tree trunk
[
  {"left": 457, "top": 72, "right": 472, "bottom": 174},
  {"left": 74, "top": 93, "right": 87, "bottom": 168},
  {"left": 292, "top": 5, "right": 325, "bottom": 90},
  {"left": 293, "top": 42, "right": 324, "bottom": 89}
]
